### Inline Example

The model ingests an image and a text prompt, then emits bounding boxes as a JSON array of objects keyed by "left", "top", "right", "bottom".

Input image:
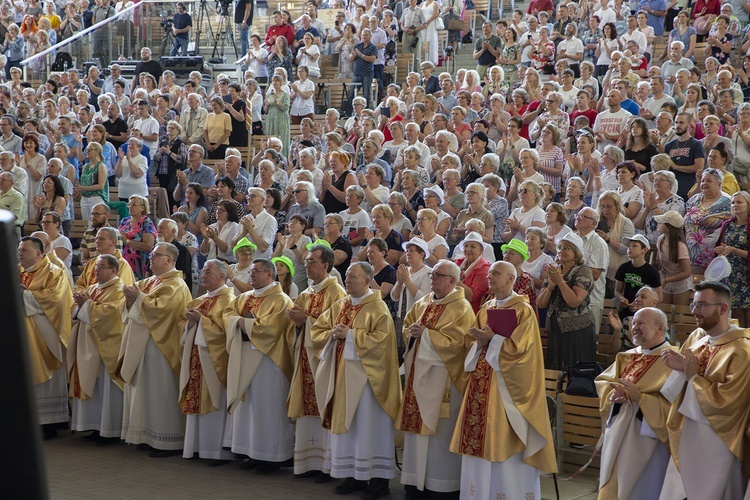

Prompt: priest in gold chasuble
[
  {"left": 396, "top": 260, "right": 474, "bottom": 497},
  {"left": 223, "top": 258, "right": 295, "bottom": 471},
  {"left": 75, "top": 227, "right": 134, "bottom": 291},
  {"left": 659, "top": 282, "right": 750, "bottom": 500},
  {"left": 595, "top": 307, "right": 677, "bottom": 500},
  {"left": 68, "top": 254, "right": 127, "bottom": 441},
  {"left": 310, "top": 262, "right": 402, "bottom": 498},
  {"left": 287, "top": 245, "right": 346, "bottom": 478},
  {"left": 450, "top": 261, "right": 557, "bottom": 499},
  {"left": 18, "top": 236, "right": 74, "bottom": 431},
  {"left": 117, "top": 242, "right": 192, "bottom": 456},
  {"left": 179, "top": 260, "right": 235, "bottom": 461}
]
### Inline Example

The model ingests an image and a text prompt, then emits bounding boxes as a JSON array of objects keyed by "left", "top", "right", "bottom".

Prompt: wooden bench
[
  {"left": 556, "top": 393, "right": 603, "bottom": 472},
  {"left": 544, "top": 369, "right": 565, "bottom": 400}
]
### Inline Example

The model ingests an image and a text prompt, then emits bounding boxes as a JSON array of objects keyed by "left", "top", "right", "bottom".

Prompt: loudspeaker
[{"left": 159, "top": 56, "right": 204, "bottom": 76}]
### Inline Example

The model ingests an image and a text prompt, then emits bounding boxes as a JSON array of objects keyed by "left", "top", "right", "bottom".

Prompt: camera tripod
[
  {"left": 194, "top": 0, "right": 238, "bottom": 63},
  {"left": 160, "top": 26, "right": 175, "bottom": 57}
]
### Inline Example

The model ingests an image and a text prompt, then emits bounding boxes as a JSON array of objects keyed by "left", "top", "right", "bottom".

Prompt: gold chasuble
[
  {"left": 115, "top": 269, "right": 192, "bottom": 384},
  {"left": 75, "top": 251, "right": 135, "bottom": 292},
  {"left": 395, "top": 288, "right": 474, "bottom": 435},
  {"left": 179, "top": 286, "right": 235, "bottom": 415},
  {"left": 288, "top": 275, "right": 346, "bottom": 419},
  {"left": 68, "top": 277, "right": 127, "bottom": 399},
  {"left": 450, "top": 293, "right": 557, "bottom": 473},
  {"left": 223, "top": 283, "right": 295, "bottom": 413},
  {"left": 665, "top": 328, "right": 750, "bottom": 476},
  {"left": 21, "top": 255, "right": 74, "bottom": 385},
  {"left": 594, "top": 344, "right": 676, "bottom": 499},
  {"left": 310, "top": 291, "right": 402, "bottom": 434}
]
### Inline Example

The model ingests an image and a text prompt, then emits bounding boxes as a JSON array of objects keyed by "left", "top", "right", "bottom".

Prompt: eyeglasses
[
  {"left": 575, "top": 213, "right": 596, "bottom": 222},
  {"left": 292, "top": 189, "right": 304, "bottom": 194},
  {"left": 558, "top": 245, "right": 574, "bottom": 251},
  {"left": 304, "top": 259, "right": 321, "bottom": 265},
  {"left": 545, "top": 99, "right": 556, "bottom": 103},
  {"left": 690, "top": 302, "right": 724, "bottom": 312},
  {"left": 428, "top": 272, "right": 451, "bottom": 280},
  {"left": 41, "top": 220, "right": 55, "bottom": 225},
  {"left": 151, "top": 252, "right": 170, "bottom": 259},
  {"left": 90, "top": 212, "right": 107, "bottom": 216},
  {"left": 216, "top": 208, "right": 227, "bottom": 213},
  {"left": 518, "top": 189, "right": 528, "bottom": 194}
]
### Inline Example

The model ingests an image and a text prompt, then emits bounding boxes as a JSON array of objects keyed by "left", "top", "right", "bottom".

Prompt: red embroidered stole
[
  {"left": 142, "top": 277, "right": 161, "bottom": 294},
  {"left": 693, "top": 342, "right": 720, "bottom": 377},
  {"left": 20, "top": 270, "right": 36, "bottom": 288},
  {"left": 240, "top": 294, "right": 265, "bottom": 317},
  {"left": 620, "top": 354, "right": 660, "bottom": 384},
  {"left": 298, "top": 289, "right": 327, "bottom": 417},
  {"left": 399, "top": 301, "right": 447, "bottom": 433},
  {"left": 322, "top": 299, "right": 365, "bottom": 430},
  {"left": 181, "top": 296, "right": 220, "bottom": 414}
]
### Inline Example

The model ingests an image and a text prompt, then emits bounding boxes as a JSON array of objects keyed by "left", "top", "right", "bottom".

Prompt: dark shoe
[
  {"left": 404, "top": 485, "right": 429, "bottom": 499},
  {"left": 296, "top": 470, "right": 319, "bottom": 478},
  {"left": 361, "top": 478, "right": 390, "bottom": 500},
  {"left": 136, "top": 443, "right": 153, "bottom": 451},
  {"left": 314, "top": 472, "right": 333, "bottom": 484},
  {"left": 81, "top": 431, "right": 99, "bottom": 441},
  {"left": 253, "top": 463, "right": 279, "bottom": 475},
  {"left": 336, "top": 478, "right": 368, "bottom": 495},
  {"left": 148, "top": 449, "right": 182, "bottom": 458},
  {"left": 239, "top": 459, "right": 259, "bottom": 470},
  {"left": 95, "top": 436, "right": 120, "bottom": 446},
  {"left": 207, "top": 459, "right": 230, "bottom": 467}
]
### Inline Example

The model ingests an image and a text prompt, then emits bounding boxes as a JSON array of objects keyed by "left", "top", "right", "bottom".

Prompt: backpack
[
  {"left": 565, "top": 361, "right": 603, "bottom": 397},
  {"left": 50, "top": 52, "right": 73, "bottom": 72}
]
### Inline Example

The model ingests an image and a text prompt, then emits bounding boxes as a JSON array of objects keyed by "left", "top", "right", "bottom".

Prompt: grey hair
[
  {"left": 346, "top": 185, "right": 365, "bottom": 200},
  {"left": 481, "top": 153, "right": 500, "bottom": 171},
  {"left": 604, "top": 145, "right": 625, "bottom": 164},
  {"left": 435, "top": 259, "right": 460, "bottom": 282},
  {"left": 97, "top": 253, "right": 119, "bottom": 270},
  {"left": 252, "top": 258, "right": 277, "bottom": 280},
  {"left": 637, "top": 306, "right": 669, "bottom": 337},
  {"left": 158, "top": 218, "right": 179, "bottom": 235},
  {"left": 442, "top": 152, "right": 461, "bottom": 168},
  {"left": 294, "top": 181, "right": 318, "bottom": 203},
  {"left": 350, "top": 261, "right": 373, "bottom": 281},
  {"left": 97, "top": 226, "right": 119, "bottom": 241},
  {"left": 205, "top": 259, "right": 228, "bottom": 278},
  {"left": 155, "top": 241, "right": 179, "bottom": 261}
]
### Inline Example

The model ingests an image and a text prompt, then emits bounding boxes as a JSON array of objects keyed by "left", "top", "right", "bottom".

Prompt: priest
[
  {"left": 18, "top": 236, "right": 74, "bottom": 438},
  {"left": 179, "top": 259, "right": 235, "bottom": 463},
  {"left": 287, "top": 244, "right": 346, "bottom": 481},
  {"left": 68, "top": 254, "right": 127, "bottom": 444},
  {"left": 223, "top": 258, "right": 295, "bottom": 474},
  {"left": 396, "top": 259, "right": 473, "bottom": 498},
  {"left": 75, "top": 227, "right": 134, "bottom": 291},
  {"left": 595, "top": 307, "right": 676, "bottom": 499},
  {"left": 29, "top": 230, "right": 74, "bottom": 289},
  {"left": 450, "top": 261, "right": 557, "bottom": 498},
  {"left": 116, "top": 241, "right": 192, "bottom": 457},
  {"left": 311, "top": 262, "right": 402, "bottom": 500},
  {"left": 660, "top": 281, "right": 750, "bottom": 499}
]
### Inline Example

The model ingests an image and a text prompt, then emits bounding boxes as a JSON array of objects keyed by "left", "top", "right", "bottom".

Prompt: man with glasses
[
  {"left": 575, "top": 206, "right": 609, "bottom": 334},
  {"left": 326, "top": 12, "right": 347, "bottom": 54},
  {"left": 286, "top": 244, "right": 346, "bottom": 481},
  {"left": 660, "top": 281, "right": 750, "bottom": 499},
  {"left": 311, "top": 261, "right": 401, "bottom": 499},
  {"left": 80, "top": 203, "right": 123, "bottom": 262},
  {"left": 595, "top": 306, "right": 676, "bottom": 498},
  {"left": 118, "top": 242, "right": 192, "bottom": 457},
  {"left": 397, "top": 259, "right": 474, "bottom": 498},
  {"left": 451, "top": 260, "right": 556, "bottom": 498},
  {"left": 0, "top": 115, "right": 20, "bottom": 153},
  {"left": 224, "top": 258, "right": 295, "bottom": 473},
  {"left": 68, "top": 254, "right": 128, "bottom": 445},
  {"left": 75, "top": 226, "right": 134, "bottom": 291},
  {"left": 18, "top": 236, "right": 74, "bottom": 438}
]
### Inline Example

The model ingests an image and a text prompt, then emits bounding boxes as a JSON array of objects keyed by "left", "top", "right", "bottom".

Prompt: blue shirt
[
  {"left": 642, "top": 0, "right": 666, "bottom": 36},
  {"left": 173, "top": 12, "right": 192, "bottom": 40},
  {"left": 620, "top": 99, "right": 640, "bottom": 116},
  {"left": 353, "top": 41, "right": 378, "bottom": 77}
]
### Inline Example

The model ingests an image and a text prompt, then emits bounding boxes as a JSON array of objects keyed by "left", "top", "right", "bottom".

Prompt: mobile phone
[
  {"left": 596, "top": 219, "right": 610, "bottom": 233},
  {"left": 381, "top": 106, "right": 390, "bottom": 118}
]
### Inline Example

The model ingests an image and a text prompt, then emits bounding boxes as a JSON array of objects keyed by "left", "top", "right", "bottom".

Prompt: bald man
[
  {"left": 609, "top": 286, "right": 659, "bottom": 352},
  {"left": 596, "top": 307, "right": 677, "bottom": 498}
]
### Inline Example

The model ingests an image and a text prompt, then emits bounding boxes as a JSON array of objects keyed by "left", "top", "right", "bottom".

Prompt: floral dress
[
  {"left": 265, "top": 90, "right": 290, "bottom": 157},
  {"left": 337, "top": 37, "right": 359, "bottom": 78},
  {"left": 720, "top": 221, "right": 750, "bottom": 308},
  {"left": 118, "top": 215, "right": 157, "bottom": 280},
  {"left": 500, "top": 42, "right": 520, "bottom": 80},
  {"left": 644, "top": 195, "right": 686, "bottom": 246},
  {"left": 532, "top": 39, "right": 555, "bottom": 74},
  {"left": 684, "top": 193, "right": 731, "bottom": 268},
  {"left": 709, "top": 32, "right": 732, "bottom": 64},
  {"left": 384, "top": 22, "right": 399, "bottom": 70}
]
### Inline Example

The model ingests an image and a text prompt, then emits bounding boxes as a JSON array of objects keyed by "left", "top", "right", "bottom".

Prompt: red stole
[
  {"left": 298, "top": 289, "right": 328, "bottom": 417},
  {"left": 181, "top": 295, "right": 220, "bottom": 414}
]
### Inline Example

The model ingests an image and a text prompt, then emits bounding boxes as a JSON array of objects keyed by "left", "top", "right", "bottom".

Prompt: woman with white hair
[
  {"left": 597, "top": 190, "right": 635, "bottom": 295},
  {"left": 635, "top": 167, "right": 686, "bottom": 246},
  {"left": 486, "top": 93, "right": 511, "bottom": 145},
  {"left": 503, "top": 180, "right": 546, "bottom": 242},
  {"left": 507, "top": 148, "right": 544, "bottom": 209},
  {"left": 530, "top": 92, "right": 569, "bottom": 142},
  {"left": 339, "top": 185, "right": 370, "bottom": 255},
  {"left": 449, "top": 182, "right": 494, "bottom": 249},
  {"left": 422, "top": 185, "right": 451, "bottom": 237},
  {"left": 387, "top": 192, "right": 413, "bottom": 241},
  {"left": 289, "top": 147, "right": 323, "bottom": 195},
  {"left": 380, "top": 96, "right": 404, "bottom": 142}
]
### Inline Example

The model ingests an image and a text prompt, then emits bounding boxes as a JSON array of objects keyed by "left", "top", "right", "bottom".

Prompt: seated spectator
[
  {"left": 503, "top": 179, "right": 546, "bottom": 242},
  {"left": 387, "top": 192, "right": 413, "bottom": 241},
  {"left": 41, "top": 211, "right": 72, "bottom": 269}
]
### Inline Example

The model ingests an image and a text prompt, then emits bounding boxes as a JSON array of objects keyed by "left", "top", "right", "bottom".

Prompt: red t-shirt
[
  {"left": 527, "top": 0, "right": 554, "bottom": 16},
  {"left": 570, "top": 108, "right": 599, "bottom": 128}
]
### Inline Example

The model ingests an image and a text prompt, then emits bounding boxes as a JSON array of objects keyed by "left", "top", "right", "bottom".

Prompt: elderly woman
[
  {"left": 41, "top": 211, "right": 72, "bottom": 270},
  {"left": 255, "top": 159, "right": 282, "bottom": 192},
  {"left": 207, "top": 176, "right": 245, "bottom": 225},
  {"left": 75, "top": 142, "right": 109, "bottom": 221},
  {"left": 508, "top": 148, "right": 545, "bottom": 209},
  {"left": 387, "top": 192, "right": 413, "bottom": 241},
  {"left": 391, "top": 236, "right": 432, "bottom": 345},
  {"left": 118, "top": 194, "right": 156, "bottom": 279},
  {"left": 537, "top": 233, "right": 595, "bottom": 370},
  {"left": 536, "top": 123, "right": 565, "bottom": 201},
  {"left": 115, "top": 137, "right": 149, "bottom": 201},
  {"left": 543, "top": 202, "right": 573, "bottom": 254},
  {"left": 715, "top": 191, "right": 750, "bottom": 326},
  {"left": 322, "top": 213, "right": 353, "bottom": 277},
  {"left": 615, "top": 161, "right": 644, "bottom": 219},
  {"left": 503, "top": 179, "right": 546, "bottom": 242},
  {"left": 339, "top": 185, "right": 370, "bottom": 255},
  {"left": 684, "top": 168, "right": 732, "bottom": 273},
  {"left": 458, "top": 131, "right": 492, "bottom": 189},
  {"left": 414, "top": 208, "right": 448, "bottom": 267},
  {"left": 450, "top": 106, "right": 473, "bottom": 144},
  {"left": 200, "top": 199, "right": 241, "bottom": 263},
  {"left": 454, "top": 232, "right": 491, "bottom": 313},
  {"left": 321, "top": 150, "right": 357, "bottom": 215},
  {"left": 563, "top": 177, "right": 587, "bottom": 229},
  {"left": 530, "top": 92, "right": 570, "bottom": 143},
  {"left": 597, "top": 191, "right": 635, "bottom": 297},
  {"left": 152, "top": 120, "right": 187, "bottom": 206},
  {"left": 264, "top": 74, "right": 291, "bottom": 157},
  {"left": 364, "top": 237, "right": 397, "bottom": 312},
  {"left": 400, "top": 168, "right": 424, "bottom": 224},
  {"left": 379, "top": 96, "right": 404, "bottom": 143},
  {"left": 448, "top": 182, "right": 494, "bottom": 250},
  {"left": 634, "top": 170, "right": 686, "bottom": 247},
  {"left": 202, "top": 96, "right": 231, "bottom": 159},
  {"left": 422, "top": 185, "right": 451, "bottom": 238},
  {"left": 592, "top": 145, "right": 626, "bottom": 206},
  {"left": 524, "top": 227, "right": 556, "bottom": 296},
  {"left": 272, "top": 214, "right": 311, "bottom": 292},
  {"left": 394, "top": 144, "right": 428, "bottom": 194},
  {"left": 358, "top": 203, "right": 404, "bottom": 266},
  {"left": 689, "top": 143, "right": 739, "bottom": 198},
  {"left": 289, "top": 117, "right": 323, "bottom": 167},
  {"left": 481, "top": 173, "right": 509, "bottom": 259}
]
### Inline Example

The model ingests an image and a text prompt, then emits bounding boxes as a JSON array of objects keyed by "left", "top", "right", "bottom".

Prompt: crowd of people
[{"left": 5, "top": 0, "right": 750, "bottom": 498}]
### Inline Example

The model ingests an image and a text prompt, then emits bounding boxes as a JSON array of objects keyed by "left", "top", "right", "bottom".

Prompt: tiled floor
[{"left": 44, "top": 431, "right": 598, "bottom": 499}]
